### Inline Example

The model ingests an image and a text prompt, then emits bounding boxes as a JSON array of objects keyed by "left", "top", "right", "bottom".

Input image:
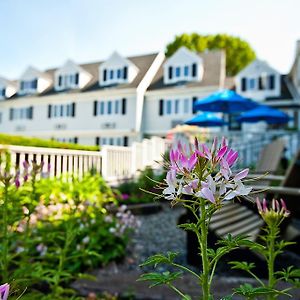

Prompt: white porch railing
[
  {"left": 0, "top": 132, "right": 298, "bottom": 183},
  {"left": 0, "top": 136, "right": 170, "bottom": 182}
]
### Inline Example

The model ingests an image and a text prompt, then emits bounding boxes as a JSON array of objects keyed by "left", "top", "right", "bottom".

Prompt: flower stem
[
  {"left": 267, "top": 226, "right": 276, "bottom": 300},
  {"left": 198, "top": 198, "right": 211, "bottom": 300},
  {"left": 2, "top": 182, "right": 9, "bottom": 282}
]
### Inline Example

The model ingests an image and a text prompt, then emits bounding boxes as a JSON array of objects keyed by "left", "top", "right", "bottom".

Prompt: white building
[
  {"left": 0, "top": 47, "right": 227, "bottom": 145},
  {"left": 144, "top": 47, "right": 226, "bottom": 136},
  {"left": 0, "top": 52, "right": 164, "bottom": 146},
  {"left": 0, "top": 44, "right": 299, "bottom": 146},
  {"left": 235, "top": 45, "right": 300, "bottom": 131}
]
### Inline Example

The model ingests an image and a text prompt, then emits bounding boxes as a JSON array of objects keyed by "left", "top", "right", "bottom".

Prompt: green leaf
[
  {"left": 177, "top": 223, "right": 197, "bottom": 232},
  {"left": 229, "top": 261, "right": 256, "bottom": 272},
  {"left": 137, "top": 271, "right": 183, "bottom": 287},
  {"left": 233, "top": 283, "right": 291, "bottom": 298},
  {"left": 220, "top": 296, "right": 233, "bottom": 300},
  {"left": 139, "top": 252, "right": 179, "bottom": 268}
]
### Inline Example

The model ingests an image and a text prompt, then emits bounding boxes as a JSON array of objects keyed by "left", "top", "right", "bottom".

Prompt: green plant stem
[
  {"left": 2, "top": 182, "right": 9, "bottom": 281},
  {"left": 198, "top": 199, "right": 211, "bottom": 300},
  {"left": 267, "top": 226, "right": 277, "bottom": 300},
  {"left": 168, "top": 283, "right": 190, "bottom": 300},
  {"left": 173, "top": 262, "right": 201, "bottom": 280}
]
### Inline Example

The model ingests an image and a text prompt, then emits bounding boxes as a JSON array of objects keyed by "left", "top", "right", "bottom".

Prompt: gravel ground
[{"left": 128, "top": 204, "right": 187, "bottom": 271}]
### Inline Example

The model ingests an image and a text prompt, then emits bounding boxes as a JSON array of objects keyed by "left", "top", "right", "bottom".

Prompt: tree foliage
[{"left": 165, "top": 33, "right": 256, "bottom": 76}]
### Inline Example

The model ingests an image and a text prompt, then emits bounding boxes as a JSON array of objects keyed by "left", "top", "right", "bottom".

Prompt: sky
[{"left": 0, "top": 0, "right": 299, "bottom": 79}]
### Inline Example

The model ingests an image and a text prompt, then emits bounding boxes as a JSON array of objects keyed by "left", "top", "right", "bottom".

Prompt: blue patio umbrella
[
  {"left": 185, "top": 113, "right": 227, "bottom": 127},
  {"left": 236, "top": 105, "right": 292, "bottom": 124},
  {"left": 194, "top": 89, "right": 258, "bottom": 113}
]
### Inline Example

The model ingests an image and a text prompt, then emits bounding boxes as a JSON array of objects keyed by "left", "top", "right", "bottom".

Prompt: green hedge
[{"left": 0, "top": 133, "right": 99, "bottom": 151}]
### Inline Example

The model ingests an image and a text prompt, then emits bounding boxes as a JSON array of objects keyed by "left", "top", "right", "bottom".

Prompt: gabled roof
[
  {"left": 164, "top": 46, "right": 202, "bottom": 66},
  {"left": 9, "top": 53, "right": 159, "bottom": 99},
  {"left": 237, "top": 59, "right": 280, "bottom": 77},
  {"left": 55, "top": 59, "right": 89, "bottom": 75},
  {"left": 148, "top": 50, "right": 225, "bottom": 90}
]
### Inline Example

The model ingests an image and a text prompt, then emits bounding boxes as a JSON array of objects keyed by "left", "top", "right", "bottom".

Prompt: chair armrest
[{"left": 250, "top": 185, "right": 300, "bottom": 196}]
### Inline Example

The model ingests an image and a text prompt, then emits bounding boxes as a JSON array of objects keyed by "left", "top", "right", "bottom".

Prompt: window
[
  {"left": 57, "top": 73, "right": 79, "bottom": 89},
  {"left": 166, "top": 100, "right": 172, "bottom": 115},
  {"left": 9, "top": 107, "right": 33, "bottom": 120},
  {"left": 102, "top": 138, "right": 107, "bottom": 145},
  {"left": 184, "top": 99, "right": 189, "bottom": 114},
  {"left": 117, "top": 69, "right": 122, "bottom": 79},
  {"left": 109, "top": 70, "right": 114, "bottom": 80},
  {"left": 175, "top": 67, "right": 181, "bottom": 77},
  {"left": 249, "top": 78, "right": 256, "bottom": 90},
  {"left": 115, "top": 100, "right": 119, "bottom": 114},
  {"left": 184, "top": 66, "right": 189, "bottom": 77},
  {"left": 0, "top": 112, "right": 2, "bottom": 123},
  {"left": 175, "top": 99, "right": 179, "bottom": 114},
  {"left": 100, "top": 102, "right": 105, "bottom": 115},
  {"left": 109, "top": 138, "right": 114, "bottom": 145},
  {"left": 107, "top": 101, "right": 112, "bottom": 114},
  {"left": 1, "top": 88, "right": 6, "bottom": 98},
  {"left": 20, "top": 79, "right": 38, "bottom": 92},
  {"left": 48, "top": 103, "right": 74, "bottom": 118},
  {"left": 116, "top": 137, "right": 121, "bottom": 146}
]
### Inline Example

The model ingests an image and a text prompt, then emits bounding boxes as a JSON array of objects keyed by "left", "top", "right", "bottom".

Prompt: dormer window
[
  {"left": 99, "top": 52, "right": 138, "bottom": 86},
  {"left": 55, "top": 60, "right": 91, "bottom": 91},
  {"left": 57, "top": 73, "right": 79, "bottom": 89},
  {"left": 20, "top": 79, "right": 38, "bottom": 93},
  {"left": 236, "top": 60, "right": 280, "bottom": 100},
  {"left": 18, "top": 66, "right": 52, "bottom": 95},
  {"left": 163, "top": 47, "right": 203, "bottom": 85}
]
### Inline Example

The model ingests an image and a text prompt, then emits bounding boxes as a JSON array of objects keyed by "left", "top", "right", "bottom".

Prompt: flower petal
[{"left": 200, "top": 187, "right": 215, "bottom": 203}]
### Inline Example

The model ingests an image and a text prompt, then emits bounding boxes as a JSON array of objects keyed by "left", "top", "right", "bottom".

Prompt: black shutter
[
  {"left": 71, "top": 102, "right": 76, "bottom": 117},
  {"left": 122, "top": 98, "right": 126, "bottom": 115},
  {"left": 74, "top": 137, "right": 78, "bottom": 144},
  {"left": 75, "top": 73, "right": 79, "bottom": 85},
  {"left": 192, "top": 97, "right": 197, "bottom": 114},
  {"left": 9, "top": 108, "right": 13, "bottom": 120},
  {"left": 32, "top": 79, "right": 38, "bottom": 89},
  {"left": 168, "top": 66, "right": 173, "bottom": 79},
  {"left": 269, "top": 75, "right": 275, "bottom": 90},
  {"left": 241, "top": 77, "right": 247, "bottom": 91},
  {"left": 95, "top": 137, "right": 100, "bottom": 146},
  {"left": 123, "top": 66, "right": 128, "bottom": 79},
  {"left": 192, "top": 63, "right": 197, "bottom": 77},
  {"left": 58, "top": 75, "right": 62, "bottom": 86},
  {"left": 48, "top": 104, "right": 52, "bottom": 118},
  {"left": 124, "top": 136, "right": 128, "bottom": 147},
  {"left": 28, "top": 106, "right": 33, "bottom": 119},
  {"left": 93, "top": 101, "right": 98, "bottom": 116},
  {"left": 258, "top": 77, "right": 263, "bottom": 90},
  {"left": 159, "top": 99, "right": 164, "bottom": 116},
  {"left": 103, "top": 69, "right": 107, "bottom": 81}
]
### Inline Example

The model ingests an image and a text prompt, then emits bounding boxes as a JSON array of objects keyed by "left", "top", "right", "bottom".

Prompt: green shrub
[
  {"left": 117, "top": 167, "right": 166, "bottom": 204},
  {"left": 1, "top": 171, "right": 137, "bottom": 298},
  {"left": 0, "top": 133, "right": 99, "bottom": 151}
]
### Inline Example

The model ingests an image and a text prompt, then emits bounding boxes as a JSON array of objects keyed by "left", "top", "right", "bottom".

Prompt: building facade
[{"left": 0, "top": 44, "right": 299, "bottom": 146}]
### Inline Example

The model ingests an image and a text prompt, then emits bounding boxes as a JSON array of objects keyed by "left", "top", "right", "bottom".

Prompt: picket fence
[
  {"left": 0, "top": 136, "right": 169, "bottom": 183},
  {"left": 0, "top": 132, "right": 299, "bottom": 184}
]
